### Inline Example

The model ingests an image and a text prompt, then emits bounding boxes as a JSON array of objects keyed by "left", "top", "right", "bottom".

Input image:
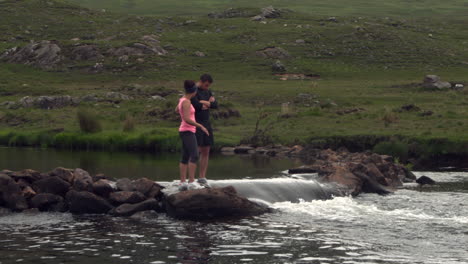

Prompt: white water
[{"left": 0, "top": 172, "right": 467, "bottom": 264}]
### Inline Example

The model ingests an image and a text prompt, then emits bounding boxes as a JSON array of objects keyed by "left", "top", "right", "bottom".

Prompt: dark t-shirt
[{"left": 191, "top": 88, "right": 218, "bottom": 126}]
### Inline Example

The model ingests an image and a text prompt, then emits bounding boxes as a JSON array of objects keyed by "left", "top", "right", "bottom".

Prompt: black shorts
[{"left": 196, "top": 125, "right": 214, "bottom": 147}]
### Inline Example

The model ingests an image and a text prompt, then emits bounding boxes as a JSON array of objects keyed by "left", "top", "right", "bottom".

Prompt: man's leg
[{"left": 199, "top": 146, "right": 210, "bottom": 179}]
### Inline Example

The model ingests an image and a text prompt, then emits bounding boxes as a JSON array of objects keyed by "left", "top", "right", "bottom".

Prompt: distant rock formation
[{"left": 0, "top": 41, "right": 62, "bottom": 69}]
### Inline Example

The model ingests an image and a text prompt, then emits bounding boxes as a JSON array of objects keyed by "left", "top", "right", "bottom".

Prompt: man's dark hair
[{"left": 200, "top": 74, "right": 213, "bottom": 83}]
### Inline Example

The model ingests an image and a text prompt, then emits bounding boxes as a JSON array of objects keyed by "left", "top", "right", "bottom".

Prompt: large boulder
[
  {"left": 9, "top": 169, "right": 42, "bottom": 183},
  {"left": 165, "top": 186, "right": 270, "bottom": 220},
  {"left": 50, "top": 167, "right": 75, "bottom": 183},
  {"left": 30, "top": 193, "right": 67, "bottom": 212},
  {"left": 72, "top": 168, "right": 93, "bottom": 191},
  {"left": 0, "top": 180, "right": 29, "bottom": 211},
  {"left": 109, "top": 191, "right": 145, "bottom": 205},
  {"left": 133, "top": 178, "right": 162, "bottom": 198},
  {"left": 116, "top": 178, "right": 134, "bottom": 191},
  {"left": 66, "top": 190, "right": 113, "bottom": 214},
  {"left": 1, "top": 41, "right": 62, "bottom": 69},
  {"left": 110, "top": 198, "right": 159, "bottom": 217},
  {"left": 261, "top": 6, "right": 282, "bottom": 18},
  {"left": 92, "top": 179, "right": 116, "bottom": 197},
  {"left": 33, "top": 176, "right": 70, "bottom": 196}
]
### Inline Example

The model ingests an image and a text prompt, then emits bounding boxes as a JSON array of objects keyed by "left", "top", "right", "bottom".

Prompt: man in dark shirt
[{"left": 191, "top": 74, "right": 217, "bottom": 184}]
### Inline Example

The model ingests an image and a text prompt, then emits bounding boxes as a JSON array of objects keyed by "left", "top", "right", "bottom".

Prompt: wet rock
[
  {"left": 71, "top": 45, "right": 103, "bottom": 61},
  {"left": 33, "top": 176, "right": 70, "bottom": 196},
  {"left": 50, "top": 167, "right": 74, "bottom": 183},
  {"left": 21, "top": 186, "right": 36, "bottom": 199},
  {"left": 111, "top": 198, "right": 159, "bottom": 217},
  {"left": 288, "top": 166, "right": 318, "bottom": 174},
  {"left": 109, "top": 191, "right": 145, "bottom": 205},
  {"left": 0, "top": 40, "right": 62, "bottom": 69},
  {"left": 416, "top": 176, "right": 436, "bottom": 185},
  {"left": 133, "top": 178, "right": 160, "bottom": 197},
  {"left": 92, "top": 179, "right": 116, "bottom": 197},
  {"left": 72, "top": 168, "right": 93, "bottom": 192},
  {"left": 422, "top": 75, "right": 451, "bottom": 90},
  {"left": 66, "top": 190, "right": 113, "bottom": 214},
  {"left": 0, "top": 180, "right": 29, "bottom": 211},
  {"left": 9, "top": 169, "right": 41, "bottom": 183},
  {"left": 116, "top": 178, "right": 134, "bottom": 191},
  {"left": 165, "top": 186, "right": 270, "bottom": 220},
  {"left": 256, "top": 47, "right": 290, "bottom": 59},
  {"left": 130, "top": 210, "right": 159, "bottom": 220},
  {"left": 30, "top": 193, "right": 66, "bottom": 212}
]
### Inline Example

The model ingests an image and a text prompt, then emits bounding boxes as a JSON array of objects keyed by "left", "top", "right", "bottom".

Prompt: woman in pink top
[{"left": 177, "top": 80, "right": 209, "bottom": 190}]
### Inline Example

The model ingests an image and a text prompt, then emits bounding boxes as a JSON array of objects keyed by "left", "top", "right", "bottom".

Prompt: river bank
[{"left": 1, "top": 130, "right": 467, "bottom": 170}]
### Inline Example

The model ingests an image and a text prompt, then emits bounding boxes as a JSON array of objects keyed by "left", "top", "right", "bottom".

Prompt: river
[{"left": 0, "top": 147, "right": 467, "bottom": 264}]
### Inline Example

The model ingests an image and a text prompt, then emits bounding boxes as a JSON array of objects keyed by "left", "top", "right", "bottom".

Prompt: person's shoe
[
  {"left": 178, "top": 182, "right": 188, "bottom": 191},
  {"left": 188, "top": 182, "right": 203, "bottom": 190},
  {"left": 197, "top": 178, "right": 210, "bottom": 188}
]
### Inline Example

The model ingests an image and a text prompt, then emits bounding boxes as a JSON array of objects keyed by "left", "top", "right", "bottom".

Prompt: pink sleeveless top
[{"left": 178, "top": 97, "right": 196, "bottom": 133}]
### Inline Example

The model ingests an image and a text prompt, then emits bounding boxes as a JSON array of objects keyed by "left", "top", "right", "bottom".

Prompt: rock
[
  {"left": 453, "top": 84, "right": 464, "bottom": 90},
  {"left": 130, "top": 210, "right": 159, "bottom": 220},
  {"left": 328, "top": 17, "right": 338, "bottom": 22},
  {"left": 30, "top": 193, "right": 66, "bottom": 212},
  {"left": 9, "top": 169, "right": 41, "bottom": 182},
  {"left": 221, "top": 147, "right": 236, "bottom": 153},
  {"left": 165, "top": 186, "right": 270, "bottom": 220},
  {"left": 295, "top": 39, "right": 305, "bottom": 44},
  {"left": 256, "top": 47, "right": 290, "bottom": 59},
  {"left": 21, "top": 186, "right": 36, "bottom": 199},
  {"left": 18, "top": 95, "right": 79, "bottom": 109},
  {"left": 416, "top": 176, "right": 436, "bottom": 185},
  {"left": 251, "top": 15, "right": 265, "bottom": 21},
  {"left": 234, "top": 145, "right": 255, "bottom": 154},
  {"left": 109, "top": 191, "right": 145, "bottom": 205},
  {"left": 0, "top": 40, "right": 62, "bottom": 69},
  {"left": 50, "top": 167, "right": 74, "bottom": 183},
  {"left": 0, "top": 181, "right": 29, "bottom": 211},
  {"left": 71, "top": 45, "right": 103, "bottom": 61},
  {"left": 111, "top": 198, "right": 159, "bottom": 217},
  {"left": 208, "top": 8, "right": 248, "bottom": 19},
  {"left": 261, "top": 6, "right": 281, "bottom": 18},
  {"left": 104, "top": 92, "right": 131, "bottom": 102},
  {"left": 422, "top": 75, "right": 451, "bottom": 90},
  {"left": 107, "top": 40, "right": 167, "bottom": 58},
  {"left": 33, "top": 176, "right": 70, "bottom": 196},
  {"left": 149, "top": 95, "right": 166, "bottom": 101},
  {"left": 194, "top": 51, "right": 206, "bottom": 57},
  {"left": 66, "top": 190, "right": 113, "bottom": 214},
  {"left": 272, "top": 60, "right": 286, "bottom": 72},
  {"left": 133, "top": 178, "right": 159, "bottom": 197},
  {"left": 92, "top": 179, "right": 116, "bottom": 197},
  {"left": 116, "top": 178, "right": 134, "bottom": 191},
  {"left": 72, "top": 168, "right": 93, "bottom": 192}
]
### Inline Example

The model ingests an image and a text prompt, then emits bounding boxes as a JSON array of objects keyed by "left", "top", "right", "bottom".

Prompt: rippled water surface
[{"left": 0, "top": 148, "right": 467, "bottom": 264}]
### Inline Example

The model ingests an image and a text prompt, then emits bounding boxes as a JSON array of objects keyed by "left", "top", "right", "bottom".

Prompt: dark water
[
  {"left": 0, "top": 147, "right": 300, "bottom": 181},
  {"left": 0, "top": 147, "right": 467, "bottom": 264}
]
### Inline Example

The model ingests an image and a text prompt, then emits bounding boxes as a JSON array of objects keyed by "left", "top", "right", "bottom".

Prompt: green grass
[{"left": 0, "top": 0, "right": 467, "bottom": 160}]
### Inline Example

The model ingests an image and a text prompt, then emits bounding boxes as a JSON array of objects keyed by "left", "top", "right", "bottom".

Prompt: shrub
[
  {"left": 373, "top": 140, "right": 409, "bottom": 162},
  {"left": 77, "top": 109, "right": 102, "bottom": 133},
  {"left": 382, "top": 112, "right": 399, "bottom": 127},
  {"left": 122, "top": 115, "right": 136, "bottom": 132}
]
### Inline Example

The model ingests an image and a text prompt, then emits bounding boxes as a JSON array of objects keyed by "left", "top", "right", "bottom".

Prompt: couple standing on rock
[{"left": 176, "top": 74, "right": 217, "bottom": 191}]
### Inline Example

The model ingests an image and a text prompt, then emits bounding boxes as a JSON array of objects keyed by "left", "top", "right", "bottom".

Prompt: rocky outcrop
[
  {"left": 256, "top": 47, "right": 290, "bottom": 59},
  {"left": 0, "top": 41, "right": 62, "bottom": 69},
  {"left": 107, "top": 35, "right": 167, "bottom": 57},
  {"left": 422, "top": 75, "right": 451, "bottom": 90},
  {"left": 165, "top": 186, "right": 270, "bottom": 220},
  {"left": 289, "top": 149, "right": 417, "bottom": 196},
  {"left": 208, "top": 8, "right": 250, "bottom": 19},
  {"left": 71, "top": 45, "right": 103, "bottom": 61}
]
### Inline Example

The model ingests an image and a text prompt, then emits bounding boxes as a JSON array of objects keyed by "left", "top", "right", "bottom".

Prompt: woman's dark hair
[
  {"left": 184, "top": 80, "right": 197, "bottom": 94},
  {"left": 200, "top": 74, "right": 213, "bottom": 83}
]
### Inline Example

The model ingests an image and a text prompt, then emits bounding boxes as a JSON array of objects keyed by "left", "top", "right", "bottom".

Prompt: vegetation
[
  {"left": 0, "top": 0, "right": 467, "bottom": 163},
  {"left": 77, "top": 109, "right": 102, "bottom": 133}
]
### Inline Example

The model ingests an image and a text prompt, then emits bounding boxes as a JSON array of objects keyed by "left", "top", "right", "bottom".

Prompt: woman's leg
[
  {"left": 179, "top": 163, "right": 188, "bottom": 183},
  {"left": 179, "top": 132, "right": 190, "bottom": 182}
]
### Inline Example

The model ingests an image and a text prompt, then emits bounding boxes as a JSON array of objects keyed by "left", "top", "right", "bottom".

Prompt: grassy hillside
[
  {"left": 0, "top": 0, "right": 467, "bottom": 161},
  {"left": 67, "top": 0, "right": 468, "bottom": 18}
]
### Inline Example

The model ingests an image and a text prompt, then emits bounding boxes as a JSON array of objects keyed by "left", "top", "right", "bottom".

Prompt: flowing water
[{"left": 0, "top": 147, "right": 467, "bottom": 264}]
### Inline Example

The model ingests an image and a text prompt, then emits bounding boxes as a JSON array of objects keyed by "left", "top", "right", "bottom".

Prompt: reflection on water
[{"left": 0, "top": 147, "right": 300, "bottom": 181}]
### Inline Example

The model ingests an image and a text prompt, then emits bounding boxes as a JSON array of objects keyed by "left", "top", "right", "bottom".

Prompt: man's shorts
[{"left": 196, "top": 124, "right": 214, "bottom": 147}]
